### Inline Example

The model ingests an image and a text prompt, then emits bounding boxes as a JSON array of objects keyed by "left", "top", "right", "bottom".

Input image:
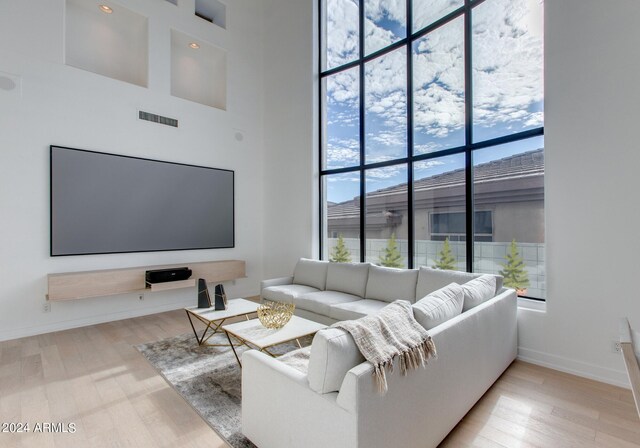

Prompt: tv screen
[{"left": 50, "top": 146, "right": 234, "bottom": 256}]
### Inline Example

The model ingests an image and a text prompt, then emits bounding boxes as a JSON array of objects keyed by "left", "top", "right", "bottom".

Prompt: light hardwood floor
[{"left": 1, "top": 309, "right": 638, "bottom": 448}]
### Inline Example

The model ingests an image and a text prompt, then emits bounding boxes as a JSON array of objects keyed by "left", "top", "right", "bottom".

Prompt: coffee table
[
  {"left": 185, "top": 298, "right": 259, "bottom": 346},
  {"left": 222, "top": 315, "right": 326, "bottom": 367}
]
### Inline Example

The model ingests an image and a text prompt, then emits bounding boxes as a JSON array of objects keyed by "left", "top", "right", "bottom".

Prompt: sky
[{"left": 323, "top": 0, "right": 544, "bottom": 203}]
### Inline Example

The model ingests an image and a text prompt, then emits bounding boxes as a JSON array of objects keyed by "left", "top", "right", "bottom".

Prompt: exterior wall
[
  {"left": 328, "top": 199, "right": 545, "bottom": 245},
  {"left": 493, "top": 201, "right": 545, "bottom": 243}
]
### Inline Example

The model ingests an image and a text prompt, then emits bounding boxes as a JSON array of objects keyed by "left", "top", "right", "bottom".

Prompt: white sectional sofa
[{"left": 243, "top": 259, "right": 517, "bottom": 448}]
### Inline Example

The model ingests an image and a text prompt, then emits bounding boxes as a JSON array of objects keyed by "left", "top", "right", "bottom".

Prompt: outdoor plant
[
  {"left": 500, "top": 239, "right": 530, "bottom": 294},
  {"left": 329, "top": 234, "right": 352, "bottom": 263},
  {"left": 433, "top": 237, "right": 457, "bottom": 270},
  {"left": 379, "top": 233, "right": 404, "bottom": 268}
]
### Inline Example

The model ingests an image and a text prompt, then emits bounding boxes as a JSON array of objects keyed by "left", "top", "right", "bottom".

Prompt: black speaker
[
  {"left": 214, "top": 284, "right": 227, "bottom": 310},
  {"left": 146, "top": 267, "right": 192, "bottom": 284},
  {"left": 197, "top": 278, "right": 211, "bottom": 308}
]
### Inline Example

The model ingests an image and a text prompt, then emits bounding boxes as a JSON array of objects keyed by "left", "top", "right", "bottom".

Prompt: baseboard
[
  {"left": 518, "top": 346, "right": 630, "bottom": 389},
  {"left": 0, "top": 289, "right": 261, "bottom": 342}
]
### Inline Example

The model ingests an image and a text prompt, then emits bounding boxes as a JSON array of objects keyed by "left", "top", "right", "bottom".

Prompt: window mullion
[
  {"left": 464, "top": 0, "right": 474, "bottom": 273},
  {"left": 406, "top": 0, "right": 414, "bottom": 269},
  {"left": 358, "top": 0, "right": 366, "bottom": 263}
]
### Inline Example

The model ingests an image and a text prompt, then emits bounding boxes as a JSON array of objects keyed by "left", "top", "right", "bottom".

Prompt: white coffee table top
[
  {"left": 222, "top": 315, "right": 326, "bottom": 350},
  {"left": 185, "top": 298, "right": 259, "bottom": 321}
]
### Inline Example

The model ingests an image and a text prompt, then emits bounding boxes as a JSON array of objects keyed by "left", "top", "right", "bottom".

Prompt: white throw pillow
[
  {"left": 365, "top": 265, "right": 419, "bottom": 303},
  {"left": 461, "top": 274, "right": 496, "bottom": 312},
  {"left": 293, "top": 258, "right": 329, "bottom": 290},
  {"left": 412, "top": 283, "right": 464, "bottom": 330},
  {"left": 307, "top": 328, "right": 365, "bottom": 394},
  {"left": 416, "top": 266, "right": 503, "bottom": 298}
]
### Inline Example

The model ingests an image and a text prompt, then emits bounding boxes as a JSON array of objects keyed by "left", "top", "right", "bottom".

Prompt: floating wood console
[{"left": 47, "top": 260, "right": 245, "bottom": 301}]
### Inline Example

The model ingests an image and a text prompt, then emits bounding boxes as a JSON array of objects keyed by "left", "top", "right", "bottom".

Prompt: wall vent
[{"left": 139, "top": 111, "right": 178, "bottom": 127}]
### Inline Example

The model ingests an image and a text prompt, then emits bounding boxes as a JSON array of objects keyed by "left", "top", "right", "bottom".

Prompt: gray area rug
[{"left": 136, "top": 331, "right": 308, "bottom": 448}]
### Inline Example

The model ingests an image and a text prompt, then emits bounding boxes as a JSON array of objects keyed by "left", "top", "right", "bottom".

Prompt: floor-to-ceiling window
[{"left": 320, "top": 0, "right": 545, "bottom": 299}]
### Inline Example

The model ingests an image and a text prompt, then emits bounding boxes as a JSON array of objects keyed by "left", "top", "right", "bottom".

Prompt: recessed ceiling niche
[
  {"left": 195, "top": 0, "right": 226, "bottom": 29},
  {"left": 65, "top": 0, "right": 148, "bottom": 87},
  {"left": 170, "top": 29, "right": 227, "bottom": 110}
]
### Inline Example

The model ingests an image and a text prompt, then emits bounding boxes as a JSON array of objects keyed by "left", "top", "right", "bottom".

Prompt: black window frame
[{"left": 318, "top": 0, "right": 544, "bottom": 301}]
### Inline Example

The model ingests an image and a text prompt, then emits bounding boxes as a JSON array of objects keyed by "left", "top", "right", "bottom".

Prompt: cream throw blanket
[{"left": 333, "top": 300, "right": 437, "bottom": 394}]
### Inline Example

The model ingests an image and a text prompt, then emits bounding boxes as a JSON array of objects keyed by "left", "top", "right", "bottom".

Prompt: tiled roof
[{"left": 327, "top": 149, "right": 544, "bottom": 218}]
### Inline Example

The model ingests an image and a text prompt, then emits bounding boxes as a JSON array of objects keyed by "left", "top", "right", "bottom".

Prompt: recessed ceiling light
[
  {"left": 189, "top": 42, "right": 200, "bottom": 49},
  {"left": 99, "top": 5, "right": 113, "bottom": 14}
]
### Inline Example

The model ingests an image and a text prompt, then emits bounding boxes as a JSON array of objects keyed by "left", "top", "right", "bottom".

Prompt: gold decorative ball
[{"left": 257, "top": 301, "right": 295, "bottom": 329}]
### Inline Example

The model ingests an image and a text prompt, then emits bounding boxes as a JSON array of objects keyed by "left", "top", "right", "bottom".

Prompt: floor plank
[{"left": 0, "top": 306, "right": 638, "bottom": 447}]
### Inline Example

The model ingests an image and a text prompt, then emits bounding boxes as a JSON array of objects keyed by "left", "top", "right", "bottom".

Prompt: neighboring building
[{"left": 327, "top": 149, "right": 544, "bottom": 245}]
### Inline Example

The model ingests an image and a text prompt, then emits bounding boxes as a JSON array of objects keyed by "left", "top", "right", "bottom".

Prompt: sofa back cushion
[
  {"left": 416, "top": 267, "right": 503, "bottom": 299},
  {"left": 365, "top": 265, "right": 419, "bottom": 303},
  {"left": 461, "top": 274, "right": 496, "bottom": 312},
  {"left": 293, "top": 258, "right": 329, "bottom": 290},
  {"left": 307, "top": 328, "right": 365, "bottom": 394},
  {"left": 326, "top": 262, "right": 370, "bottom": 297},
  {"left": 412, "top": 283, "right": 464, "bottom": 330}
]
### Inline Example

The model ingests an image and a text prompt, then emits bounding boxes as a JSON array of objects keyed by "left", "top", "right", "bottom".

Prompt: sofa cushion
[
  {"left": 296, "top": 291, "right": 362, "bottom": 317},
  {"left": 307, "top": 328, "right": 365, "bottom": 394},
  {"left": 413, "top": 283, "right": 464, "bottom": 330},
  {"left": 326, "top": 262, "right": 370, "bottom": 298},
  {"left": 262, "top": 284, "right": 320, "bottom": 303},
  {"left": 461, "top": 275, "right": 496, "bottom": 312},
  {"left": 329, "top": 299, "right": 388, "bottom": 322},
  {"left": 365, "top": 265, "right": 419, "bottom": 303},
  {"left": 416, "top": 267, "right": 503, "bottom": 298},
  {"left": 293, "top": 258, "right": 329, "bottom": 290},
  {"left": 278, "top": 346, "right": 311, "bottom": 374}
]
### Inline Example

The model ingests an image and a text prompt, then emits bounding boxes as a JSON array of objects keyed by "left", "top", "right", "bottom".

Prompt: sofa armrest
[
  {"left": 242, "top": 350, "right": 356, "bottom": 448},
  {"left": 260, "top": 276, "right": 294, "bottom": 291}
]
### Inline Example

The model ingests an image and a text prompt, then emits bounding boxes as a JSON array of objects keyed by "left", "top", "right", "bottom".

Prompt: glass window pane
[
  {"left": 365, "top": 47, "right": 407, "bottom": 163},
  {"left": 323, "top": 0, "right": 360, "bottom": 70},
  {"left": 323, "top": 67, "right": 361, "bottom": 170},
  {"left": 413, "top": 154, "right": 466, "bottom": 270},
  {"left": 473, "top": 137, "right": 545, "bottom": 299},
  {"left": 472, "top": 0, "right": 544, "bottom": 142},
  {"left": 365, "top": 164, "right": 408, "bottom": 267},
  {"left": 364, "top": 0, "right": 406, "bottom": 56},
  {"left": 324, "top": 173, "right": 361, "bottom": 262},
  {"left": 413, "top": 16, "right": 464, "bottom": 155},
  {"left": 413, "top": 0, "right": 463, "bottom": 33}
]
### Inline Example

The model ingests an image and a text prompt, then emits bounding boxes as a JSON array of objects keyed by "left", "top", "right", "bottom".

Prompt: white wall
[
  {"left": 261, "top": 0, "right": 318, "bottom": 279},
  {"left": 516, "top": 0, "right": 640, "bottom": 387},
  {"left": 0, "top": 0, "right": 265, "bottom": 341}
]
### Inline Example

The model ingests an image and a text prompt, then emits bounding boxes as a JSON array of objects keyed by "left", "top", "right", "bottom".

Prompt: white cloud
[
  {"left": 327, "top": 138, "right": 360, "bottom": 166},
  {"left": 370, "top": 131, "right": 404, "bottom": 148},
  {"left": 366, "top": 165, "right": 404, "bottom": 181},
  {"left": 365, "top": 0, "right": 405, "bottom": 23},
  {"left": 364, "top": 0, "right": 406, "bottom": 54},
  {"left": 414, "top": 160, "right": 445, "bottom": 170},
  {"left": 413, "top": 0, "right": 462, "bottom": 32},
  {"left": 326, "top": 0, "right": 544, "bottom": 149},
  {"left": 414, "top": 142, "right": 444, "bottom": 154},
  {"left": 325, "top": 0, "right": 359, "bottom": 69},
  {"left": 472, "top": 0, "right": 544, "bottom": 130},
  {"left": 413, "top": 16, "right": 465, "bottom": 140}
]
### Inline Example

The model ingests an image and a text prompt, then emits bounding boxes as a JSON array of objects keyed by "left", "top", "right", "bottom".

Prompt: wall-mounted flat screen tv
[{"left": 50, "top": 145, "right": 234, "bottom": 256}]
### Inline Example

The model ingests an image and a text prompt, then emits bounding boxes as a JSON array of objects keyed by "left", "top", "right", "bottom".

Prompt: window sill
[{"left": 517, "top": 297, "right": 546, "bottom": 312}]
